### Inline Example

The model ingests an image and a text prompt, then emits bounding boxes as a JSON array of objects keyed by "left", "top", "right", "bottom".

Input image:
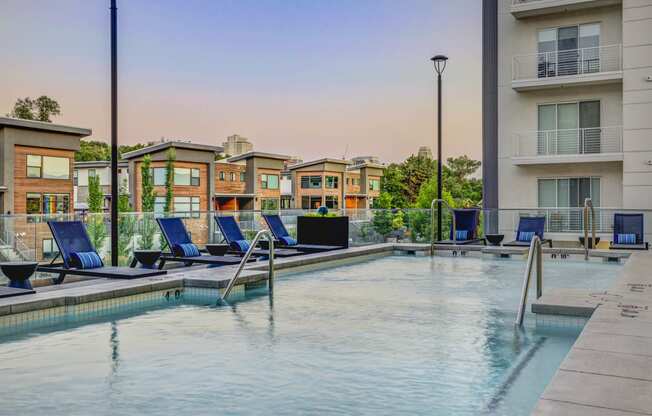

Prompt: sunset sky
[{"left": 0, "top": 0, "right": 482, "bottom": 163}]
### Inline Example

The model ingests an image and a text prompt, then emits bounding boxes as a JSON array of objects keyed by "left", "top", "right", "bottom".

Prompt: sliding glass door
[
  {"left": 537, "top": 24, "right": 600, "bottom": 78},
  {"left": 538, "top": 177, "right": 601, "bottom": 231},
  {"left": 537, "top": 101, "right": 600, "bottom": 155}
]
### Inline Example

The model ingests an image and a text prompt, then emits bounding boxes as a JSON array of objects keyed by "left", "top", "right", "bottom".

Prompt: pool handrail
[
  {"left": 515, "top": 235, "right": 543, "bottom": 327},
  {"left": 221, "top": 229, "right": 274, "bottom": 301},
  {"left": 583, "top": 198, "right": 597, "bottom": 260}
]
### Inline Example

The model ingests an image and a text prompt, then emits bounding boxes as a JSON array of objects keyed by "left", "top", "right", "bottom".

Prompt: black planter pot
[
  {"left": 131, "top": 250, "right": 162, "bottom": 269},
  {"left": 485, "top": 234, "right": 504, "bottom": 246},
  {"left": 297, "top": 216, "right": 349, "bottom": 248},
  {"left": 0, "top": 261, "right": 38, "bottom": 290},
  {"left": 205, "top": 244, "right": 229, "bottom": 256}
]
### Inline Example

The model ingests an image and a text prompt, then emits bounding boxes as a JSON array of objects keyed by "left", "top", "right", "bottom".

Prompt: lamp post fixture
[
  {"left": 431, "top": 54, "right": 448, "bottom": 242},
  {"left": 110, "top": 0, "right": 119, "bottom": 266}
]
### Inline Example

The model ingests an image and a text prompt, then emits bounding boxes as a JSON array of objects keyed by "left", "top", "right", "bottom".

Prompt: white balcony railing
[
  {"left": 514, "top": 126, "right": 622, "bottom": 158},
  {"left": 512, "top": 44, "right": 622, "bottom": 81}
]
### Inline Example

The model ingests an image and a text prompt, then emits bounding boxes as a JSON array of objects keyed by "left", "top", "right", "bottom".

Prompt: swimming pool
[{"left": 0, "top": 255, "right": 620, "bottom": 415}]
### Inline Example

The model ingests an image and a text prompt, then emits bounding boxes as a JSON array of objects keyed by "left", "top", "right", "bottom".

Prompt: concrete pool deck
[{"left": 533, "top": 250, "right": 652, "bottom": 415}]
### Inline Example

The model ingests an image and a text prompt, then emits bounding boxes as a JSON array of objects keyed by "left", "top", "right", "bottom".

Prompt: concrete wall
[{"left": 622, "top": 0, "right": 652, "bottom": 208}]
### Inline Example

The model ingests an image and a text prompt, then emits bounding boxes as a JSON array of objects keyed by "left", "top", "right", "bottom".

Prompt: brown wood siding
[
  {"left": 257, "top": 168, "right": 282, "bottom": 200},
  {"left": 133, "top": 160, "right": 209, "bottom": 212},
  {"left": 13, "top": 145, "right": 74, "bottom": 214},
  {"left": 346, "top": 172, "right": 361, "bottom": 194},
  {"left": 293, "top": 171, "right": 343, "bottom": 208},
  {"left": 215, "top": 163, "right": 246, "bottom": 194}
]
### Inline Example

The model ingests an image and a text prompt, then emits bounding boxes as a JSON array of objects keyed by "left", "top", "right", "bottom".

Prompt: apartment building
[
  {"left": 289, "top": 158, "right": 385, "bottom": 209},
  {"left": 221, "top": 134, "right": 253, "bottom": 156},
  {"left": 122, "top": 141, "right": 222, "bottom": 215},
  {"left": 0, "top": 117, "right": 90, "bottom": 215},
  {"left": 216, "top": 152, "right": 290, "bottom": 211},
  {"left": 484, "top": 0, "right": 652, "bottom": 236},
  {"left": 73, "top": 160, "right": 129, "bottom": 212}
]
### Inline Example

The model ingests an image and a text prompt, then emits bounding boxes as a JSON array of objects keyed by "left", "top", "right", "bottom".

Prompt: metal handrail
[
  {"left": 221, "top": 230, "right": 274, "bottom": 301},
  {"left": 583, "top": 198, "right": 596, "bottom": 260},
  {"left": 515, "top": 235, "right": 543, "bottom": 327},
  {"left": 430, "top": 198, "right": 456, "bottom": 254}
]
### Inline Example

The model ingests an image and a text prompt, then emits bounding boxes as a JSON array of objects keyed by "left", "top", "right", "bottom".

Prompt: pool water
[{"left": 0, "top": 255, "right": 620, "bottom": 415}]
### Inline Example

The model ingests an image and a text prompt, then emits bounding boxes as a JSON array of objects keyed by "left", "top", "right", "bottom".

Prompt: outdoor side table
[
  {"left": 0, "top": 261, "right": 38, "bottom": 290},
  {"left": 130, "top": 250, "right": 162, "bottom": 269},
  {"left": 485, "top": 234, "right": 504, "bottom": 246}
]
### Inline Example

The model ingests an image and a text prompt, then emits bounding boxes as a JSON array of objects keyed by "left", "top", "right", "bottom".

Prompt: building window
[
  {"left": 154, "top": 196, "right": 166, "bottom": 214},
  {"left": 538, "top": 177, "right": 600, "bottom": 232},
  {"left": 88, "top": 168, "right": 97, "bottom": 178},
  {"left": 230, "top": 172, "right": 236, "bottom": 181},
  {"left": 173, "top": 196, "right": 201, "bottom": 217},
  {"left": 301, "top": 195, "right": 322, "bottom": 209},
  {"left": 73, "top": 170, "right": 78, "bottom": 186},
  {"left": 300, "top": 175, "right": 322, "bottom": 189},
  {"left": 261, "top": 198, "right": 279, "bottom": 211},
  {"left": 537, "top": 101, "right": 601, "bottom": 155},
  {"left": 538, "top": 177, "right": 600, "bottom": 208},
  {"left": 325, "top": 195, "right": 339, "bottom": 209},
  {"left": 325, "top": 176, "right": 339, "bottom": 189},
  {"left": 27, "top": 193, "right": 70, "bottom": 214},
  {"left": 537, "top": 23, "right": 600, "bottom": 78},
  {"left": 369, "top": 179, "right": 380, "bottom": 191},
  {"left": 26, "top": 155, "right": 69, "bottom": 179},
  {"left": 280, "top": 196, "right": 292, "bottom": 209},
  {"left": 219, "top": 171, "right": 225, "bottom": 181},
  {"left": 152, "top": 168, "right": 166, "bottom": 186},
  {"left": 26, "top": 193, "right": 41, "bottom": 214},
  {"left": 240, "top": 172, "right": 246, "bottom": 182},
  {"left": 42, "top": 238, "right": 58, "bottom": 259},
  {"left": 173, "top": 168, "right": 200, "bottom": 186},
  {"left": 261, "top": 174, "right": 279, "bottom": 190}
]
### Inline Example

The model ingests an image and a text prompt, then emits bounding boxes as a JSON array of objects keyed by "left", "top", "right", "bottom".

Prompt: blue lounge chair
[
  {"left": 610, "top": 213, "right": 648, "bottom": 250},
  {"left": 157, "top": 217, "right": 254, "bottom": 268},
  {"left": 37, "top": 220, "right": 167, "bottom": 284},
  {"left": 437, "top": 209, "right": 486, "bottom": 245},
  {"left": 504, "top": 216, "right": 552, "bottom": 247},
  {"left": 214, "top": 215, "right": 302, "bottom": 258},
  {"left": 262, "top": 214, "right": 344, "bottom": 253}
]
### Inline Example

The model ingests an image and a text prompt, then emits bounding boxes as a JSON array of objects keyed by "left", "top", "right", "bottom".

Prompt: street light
[{"left": 431, "top": 54, "right": 448, "bottom": 242}]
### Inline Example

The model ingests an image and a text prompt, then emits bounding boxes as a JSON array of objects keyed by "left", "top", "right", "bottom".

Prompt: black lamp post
[
  {"left": 110, "top": 0, "right": 118, "bottom": 266},
  {"left": 431, "top": 54, "right": 448, "bottom": 242}
]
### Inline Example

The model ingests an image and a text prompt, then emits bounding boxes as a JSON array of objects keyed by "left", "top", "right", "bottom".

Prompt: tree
[
  {"left": 7, "top": 96, "right": 61, "bottom": 122},
  {"left": 400, "top": 155, "right": 436, "bottom": 205},
  {"left": 164, "top": 148, "right": 175, "bottom": 214},
  {"left": 446, "top": 155, "right": 481, "bottom": 182},
  {"left": 379, "top": 164, "right": 408, "bottom": 208},
  {"left": 160, "top": 148, "right": 175, "bottom": 248},
  {"left": 85, "top": 175, "right": 108, "bottom": 256},
  {"left": 140, "top": 155, "right": 157, "bottom": 250},
  {"left": 76, "top": 140, "right": 155, "bottom": 162},
  {"left": 76, "top": 140, "right": 110, "bottom": 161},
  {"left": 117, "top": 179, "right": 136, "bottom": 263}
]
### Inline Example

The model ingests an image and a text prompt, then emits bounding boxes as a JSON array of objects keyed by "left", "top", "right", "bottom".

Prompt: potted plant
[{"left": 297, "top": 206, "right": 349, "bottom": 248}]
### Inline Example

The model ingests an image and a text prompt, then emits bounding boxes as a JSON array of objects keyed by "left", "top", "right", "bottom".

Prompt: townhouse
[{"left": 73, "top": 160, "right": 129, "bottom": 212}]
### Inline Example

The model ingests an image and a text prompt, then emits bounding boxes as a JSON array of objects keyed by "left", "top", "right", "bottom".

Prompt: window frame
[{"left": 261, "top": 174, "right": 279, "bottom": 190}]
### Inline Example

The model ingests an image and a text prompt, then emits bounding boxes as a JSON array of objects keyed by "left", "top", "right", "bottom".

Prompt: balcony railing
[
  {"left": 512, "top": 44, "right": 622, "bottom": 82},
  {"left": 514, "top": 126, "right": 622, "bottom": 158}
]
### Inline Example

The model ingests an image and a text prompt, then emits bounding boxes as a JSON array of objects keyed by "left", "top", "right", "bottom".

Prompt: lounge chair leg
[
  {"left": 158, "top": 259, "right": 166, "bottom": 270},
  {"left": 129, "top": 257, "right": 138, "bottom": 268},
  {"left": 55, "top": 273, "right": 66, "bottom": 285}
]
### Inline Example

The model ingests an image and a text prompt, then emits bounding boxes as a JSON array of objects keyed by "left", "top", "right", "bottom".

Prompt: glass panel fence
[{"left": 1, "top": 207, "right": 651, "bottom": 283}]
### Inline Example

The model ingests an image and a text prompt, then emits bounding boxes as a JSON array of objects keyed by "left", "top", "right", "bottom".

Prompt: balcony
[
  {"left": 512, "top": 45, "right": 622, "bottom": 91},
  {"left": 512, "top": 126, "right": 623, "bottom": 165},
  {"left": 510, "top": 0, "right": 622, "bottom": 19}
]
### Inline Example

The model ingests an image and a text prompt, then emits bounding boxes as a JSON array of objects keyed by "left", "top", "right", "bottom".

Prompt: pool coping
[{"left": 532, "top": 250, "right": 652, "bottom": 415}]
